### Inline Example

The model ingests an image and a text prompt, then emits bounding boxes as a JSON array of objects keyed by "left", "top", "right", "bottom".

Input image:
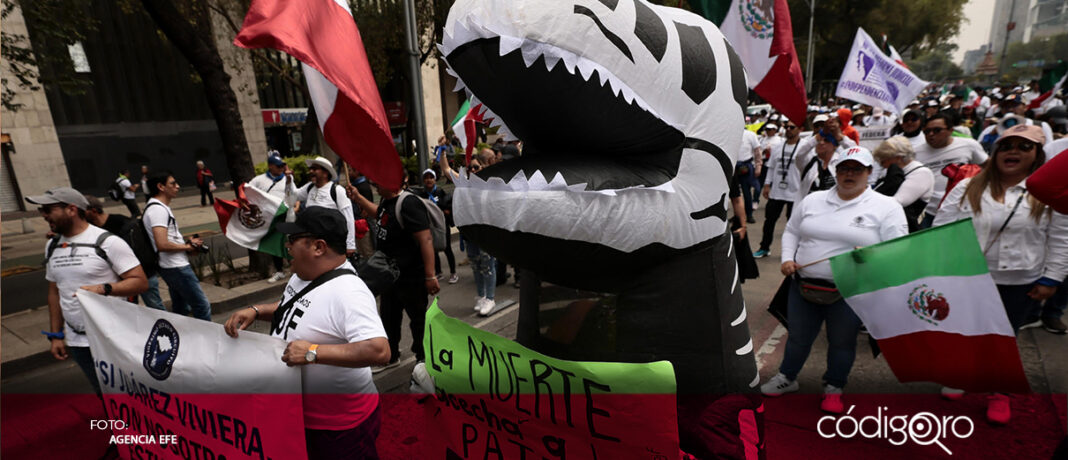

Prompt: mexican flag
[
  {"left": 691, "top": 0, "right": 808, "bottom": 124},
  {"left": 450, "top": 99, "right": 487, "bottom": 163},
  {"left": 829, "top": 219, "right": 1030, "bottom": 394},
  {"left": 214, "top": 184, "right": 289, "bottom": 259}
]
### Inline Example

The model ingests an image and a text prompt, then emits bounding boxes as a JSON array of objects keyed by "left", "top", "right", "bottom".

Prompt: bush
[{"left": 253, "top": 154, "right": 316, "bottom": 185}]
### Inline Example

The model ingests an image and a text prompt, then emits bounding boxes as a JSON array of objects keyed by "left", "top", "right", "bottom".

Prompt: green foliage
[
  {"left": 350, "top": 0, "right": 453, "bottom": 88},
  {"left": 401, "top": 154, "right": 420, "bottom": 176},
  {"left": 908, "top": 47, "right": 964, "bottom": 82},
  {"left": 1001, "top": 33, "right": 1068, "bottom": 82},
  {"left": 252, "top": 154, "right": 317, "bottom": 184},
  {"left": 1, "top": 0, "right": 98, "bottom": 111}
]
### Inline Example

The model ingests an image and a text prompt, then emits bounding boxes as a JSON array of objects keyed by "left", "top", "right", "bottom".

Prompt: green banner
[{"left": 422, "top": 302, "right": 679, "bottom": 459}]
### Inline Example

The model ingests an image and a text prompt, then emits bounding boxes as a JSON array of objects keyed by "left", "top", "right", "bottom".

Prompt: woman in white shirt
[
  {"left": 933, "top": 125, "right": 1068, "bottom": 425},
  {"left": 761, "top": 147, "right": 908, "bottom": 415},
  {"left": 872, "top": 136, "right": 935, "bottom": 232}
]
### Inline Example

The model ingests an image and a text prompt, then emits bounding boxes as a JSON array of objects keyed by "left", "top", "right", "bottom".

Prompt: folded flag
[
  {"left": 829, "top": 219, "right": 1030, "bottom": 394},
  {"left": 214, "top": 184, "right": 289, "bottom": 259},
  {"left": 450, "top": 99, "right": 488, "bottom": 164}
]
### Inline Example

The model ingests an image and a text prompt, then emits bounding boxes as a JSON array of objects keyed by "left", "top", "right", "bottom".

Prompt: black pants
[
  {"left": 199, "top": 184, "right": 214, "bottom": 205},
  {"left": 305, "top": 406, "right": 381, "bottom": 460},
  {"left": 272, "top": 256, "right": 284, "bottom": 271},
  {"left": 759, "top": 198, "right": 793, "bottom": 252},
  {"left": 122, "top": 198, "right": 140, "bottom": 218},
  {"left": 380, "top": 277, "right": 427, "bottom": 361},
  {"left": 434, "top": 229, "right": 456, "bottom": 275}
]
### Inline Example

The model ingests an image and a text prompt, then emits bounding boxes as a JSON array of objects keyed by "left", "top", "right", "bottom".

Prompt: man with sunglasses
[
  {"left": 893, "top": 109, "right": 926, "bottom": 149},
  {"left": 29, "top": 187, "right": 148, "bottom": 396},
  {"left": 295, "top": 156, "right": 357, "bottom": 259},
  {"left": 756, "top": 122, "right": 803, "bottom": 258},
  {"left": 913, "top": 112, "right": 988, "bottom": 228},
  {"left": 225, "top": 207, "right": 389, "bottom": 459}
]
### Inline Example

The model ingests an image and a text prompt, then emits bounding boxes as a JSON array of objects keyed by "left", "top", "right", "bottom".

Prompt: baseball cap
[
  {"left": 275, "top": 207, "right": 347, "bottom": 251},
  {"left": 267, "top": 154, "right": 286, "bottom": 166},
  {"left": 995, "top": 125, "right": 1045, "bottom": 146},
  {"left": 304, "top": 156, "right": 337, "bottom": 179},
  {"left": 813, "top": 114, "right": 830, "bottom": 124},
  {"left": 832, "top": 147, "right": 875, "bottom": 168},
  {"left": 764, "top": 123, "right": 779, "bottom": 131},
  {"left": 925, "top": 99, "right": 939, "bottom": 108},
  {"left": 25, "top": 187, "right": 89, "bottom": 210},
  {"left": 872, "top": 107, "right": 884, "bottom": 116},
  {"left": 422, "top": 168, "right": 436, "bottom": 179}
]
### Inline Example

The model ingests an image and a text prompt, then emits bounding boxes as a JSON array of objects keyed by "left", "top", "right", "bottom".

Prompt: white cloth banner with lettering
[
  {"left": 835, "top": 28, "right": 929, "bottom": 115},
  {"left": 80, "top": 291, "right": 307, "bottom": 460}
]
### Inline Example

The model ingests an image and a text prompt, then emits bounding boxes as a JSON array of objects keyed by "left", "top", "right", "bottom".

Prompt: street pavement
[{"left": 1, "top": 194, "right": 1065, "bottom": 459}]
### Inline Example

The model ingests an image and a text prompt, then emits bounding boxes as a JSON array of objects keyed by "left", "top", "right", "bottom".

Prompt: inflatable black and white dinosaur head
[{"left": 442, "top": 0, "right": 748, "bottom": 291}]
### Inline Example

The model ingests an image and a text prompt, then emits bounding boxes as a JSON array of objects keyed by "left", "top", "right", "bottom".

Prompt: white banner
[
  {"left": 80, "top": 291, "right": 307, "bottom": 460},
  {"left": 856, "top": 125, "right": 893, "bottom": 151},
  {"left": 835, "top": 28, "right": 929, "bottom": 115}
]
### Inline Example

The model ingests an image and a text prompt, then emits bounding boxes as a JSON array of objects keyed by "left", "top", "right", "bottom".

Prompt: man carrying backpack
[
  {"left": 112, "top": 169, "right": 141, "bottom": 217},
  {"left": 84, "top": 195, "right": 165, "bottom": 311},
  {"left": 350, "top": 176, "right": 439, "bottom": 373},
  {"left": 294, "top": 156, "right": 357, "bottom": 259},
  {"left": 28, "top": 187, "right": 148, "bottom": 396}
]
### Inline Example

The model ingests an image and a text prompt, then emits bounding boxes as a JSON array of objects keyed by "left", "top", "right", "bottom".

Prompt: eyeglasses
[
  {"left": 923, "top": 127, "right": 946, "bottom": 135},
  {"left": 287, "top": 233, "right": 315, "bottom": 244},
  {"left": 835, "top": 165, "right": 868, "bottom": 174},
  {"left": 785, "top": 125, "right": 799, "bottom": 130},
  {"left": 469, "top": 165, "right": 482, "bottom": 172},
  {"left": 37, "top": 203, "right": 65, "bottom": 213},
  {"left": 998, "top": 140, "right": 1036, "bottom": 152}
]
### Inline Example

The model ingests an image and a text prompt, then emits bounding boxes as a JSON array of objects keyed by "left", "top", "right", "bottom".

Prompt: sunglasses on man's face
[
  {"left": 923, "top": 127, "right": 946, "bottom": 135},
  {"left": 836, "top": 165, "right": 868, "bottom": 174}
]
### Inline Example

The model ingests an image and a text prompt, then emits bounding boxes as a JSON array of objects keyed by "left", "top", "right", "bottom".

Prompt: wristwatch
[
  {"left": 102, "top": 283, "right": 113, "bottom": 295},
  {"left": 305, "top": 344, "right": 319, "bottom": 363}
]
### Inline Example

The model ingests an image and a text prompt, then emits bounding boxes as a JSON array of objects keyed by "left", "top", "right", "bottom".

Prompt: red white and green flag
[
  {"left": 691, "top": 0, "right": 808, "bottom": 124},
  {"left": 829, "top": 219, "right": 1030, "bottom": 394},
  {"left": 450, "top": 99, "right": 488, "bottom": 163},
  {"left": 214, "top": 183, "right": 289, "bottom": 259}
]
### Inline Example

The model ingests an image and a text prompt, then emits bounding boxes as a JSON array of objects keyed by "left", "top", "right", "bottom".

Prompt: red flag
[
  {"left": 234, "top": 0, "right": 403, "bottom": 190},
  {"left": 749, "top": 0, "right": 808, "bottom": 125}
]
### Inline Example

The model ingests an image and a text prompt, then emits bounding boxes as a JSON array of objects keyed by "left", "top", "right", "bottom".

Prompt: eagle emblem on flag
[
  {"left": 738, "top": 0, "right": 774, "bottom": 39},
  {"left": 908, "top": 284, "right": 950, "bottom": 324}
]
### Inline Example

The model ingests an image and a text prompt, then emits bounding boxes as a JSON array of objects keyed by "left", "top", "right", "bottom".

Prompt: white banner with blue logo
[
  {"left": 835, "top": 28, "right": 929, "bottom": 115},
  {"left": 79, "top": 290, "right": 308, "bottom": 460}
]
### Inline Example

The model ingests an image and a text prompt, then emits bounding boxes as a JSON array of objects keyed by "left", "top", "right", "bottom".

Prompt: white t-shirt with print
[
  {"left": 142, "top": 198, "right": 189, "bottom": 268},
  {"left": 295, "top": 182, "right": 356, "bottom": 251},
  {"left": 45, "top": 225, "right": 141, "bottom": 347},
  {"left": 913, "top": 137, "right": 988, "bottom": 215},
  {"left": 271, "top": 261, "right": 386, "bottom": 430}
]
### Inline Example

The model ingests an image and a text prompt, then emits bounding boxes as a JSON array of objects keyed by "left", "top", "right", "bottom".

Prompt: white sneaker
[
  {"left": 478, "top": 298, "right": 496, "bottom": 316},
  {"left": 267, "top": 271, "right": 285, "bottom": 283},
  {"left": 409, "top": 362, "right": 435, "bottom": 394},
  {"left": 448, "top": 274, "right": 460, "bottom": 284},
  {"left": 760, "top": 373, "right": 799, "bottom": 396},
  {"left": 474, "top": 296, "right": 486, "bottom": 311}
]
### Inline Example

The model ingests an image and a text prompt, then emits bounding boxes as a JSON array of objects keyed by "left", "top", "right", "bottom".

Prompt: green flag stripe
[
  {"left": 689, "top": 0, "right": 732, "bottom": 26},
  {"left": 450, "top": 100, "right": 470, "bottom": 127},
  {"left": 830, "top": 219, "right": 989, "bottom": 297}
]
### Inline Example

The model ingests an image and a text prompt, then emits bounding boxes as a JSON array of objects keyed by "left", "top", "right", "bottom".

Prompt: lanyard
[{"left": 780, "top": 141, "right": 799, "bottom": 179}]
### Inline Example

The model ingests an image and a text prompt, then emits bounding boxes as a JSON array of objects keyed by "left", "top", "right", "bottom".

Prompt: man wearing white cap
[
  {"left": 295, "top": 156, "right": 357, "bottom": 258},
  {"left": 864, "top": 108, "right": 894, "bottom": 127},
  {"left": 28, "top": 187, "right": 148, "bottom": 395}
]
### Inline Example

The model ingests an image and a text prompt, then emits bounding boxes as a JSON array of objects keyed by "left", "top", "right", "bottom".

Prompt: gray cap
[{"left": 25, "top": 187, "right": 89, "bottom": 210}]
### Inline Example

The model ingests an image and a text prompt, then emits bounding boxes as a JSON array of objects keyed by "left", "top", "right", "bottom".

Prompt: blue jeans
[
  {"left": 779, "top": 281, "right": 862, "bottom": 388},
  {"left": 158, "top": 265, "right": 212, "bottom": 320},
  {"left": 919, "top": 212, "right": 936, "bottom": 230},
  {"left": 736, "top": 161, "right": 756, "bottom": 221},
  {"left": 1042, "top": 278, "right": 1067, "bottom": 320},
  {"left": 141, "top": 275, "right": 165, "bottom": 311},
  {"left": 466, "top": 242, "right": 496, "bottom": 300}
]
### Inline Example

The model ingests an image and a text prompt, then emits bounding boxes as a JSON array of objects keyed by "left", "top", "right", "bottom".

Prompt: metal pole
[
  {"left": 805, "top": 0, "right": 815, "bottom": 95},
  {"left": 403, "top": 0, "right": 430, "bottom": 172},
  {"left": 998, "top": 0, "right": 1017, "bottom": 76}
]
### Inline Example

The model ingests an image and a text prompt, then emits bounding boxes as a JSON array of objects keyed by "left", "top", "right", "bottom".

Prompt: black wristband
[{"left": 103, "top": 283, "right": 113, "bottom": 295}]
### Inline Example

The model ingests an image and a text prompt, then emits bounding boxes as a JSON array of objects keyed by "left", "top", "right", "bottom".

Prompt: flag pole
[{"left": 403, "top": 0, "right": 430, "bottom": 173}]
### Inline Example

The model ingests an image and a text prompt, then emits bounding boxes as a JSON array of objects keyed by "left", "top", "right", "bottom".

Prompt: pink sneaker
[
  {"left": 821, "top": 385, "right": 844, "bottom": 414},
  {"left": 987, "top": 394, "right": 1010, "bottom": 425}
]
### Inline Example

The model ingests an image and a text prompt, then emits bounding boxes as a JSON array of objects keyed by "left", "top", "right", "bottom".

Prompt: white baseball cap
[
  {"left": 813, "top": 114, "right": 830, "bottom": 124},
  {"left": 832, "top": 147, "right": 875, "bottom": 168}
]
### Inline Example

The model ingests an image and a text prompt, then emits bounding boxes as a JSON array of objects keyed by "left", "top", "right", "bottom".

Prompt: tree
[
  {"left": 908, "top": 45, "right": 965, "bottom": 82},
  {"left": 1000, "top": 32, "right": 1068, "bottom": 82}
]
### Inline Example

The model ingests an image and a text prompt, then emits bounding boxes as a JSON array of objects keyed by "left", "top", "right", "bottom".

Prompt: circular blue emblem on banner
[{"left": 143, "top": 319, "right": 180, "bottom": 381}]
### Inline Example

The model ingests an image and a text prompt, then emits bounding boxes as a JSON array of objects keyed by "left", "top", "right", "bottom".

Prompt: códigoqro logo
[{"left": 818, "top": 405, "right": 974, "bottom": 455}]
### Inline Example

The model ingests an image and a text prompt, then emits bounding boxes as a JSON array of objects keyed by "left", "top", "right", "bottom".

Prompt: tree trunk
[{"left": 139, "top": 0, "right": 271, "bottom": 276}]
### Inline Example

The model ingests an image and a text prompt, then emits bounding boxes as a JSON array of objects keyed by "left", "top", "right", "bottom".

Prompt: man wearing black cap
[
  {"left": 225, "top": 207, "right": 389, "bottom": 459},
  {"left": 249, "top": 152, "right": 297, "bottom": 283},
  {"left": 893, "top": 109, "right": 926, "bottom": 149},
  {"left": 28, "top": 187, "right": 148, "bottom": 396}
]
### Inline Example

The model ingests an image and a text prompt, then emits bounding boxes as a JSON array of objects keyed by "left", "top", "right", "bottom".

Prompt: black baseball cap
[{"left": 276, "top": 207, "right": 347, "bottom": 249}]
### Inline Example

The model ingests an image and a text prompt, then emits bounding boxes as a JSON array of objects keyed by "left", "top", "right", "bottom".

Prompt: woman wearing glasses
[
  {"left": 761, "top": 147, "right": 908, "bottom": 415},
  {"left": 933, "top": 125, "right": 1068, "bottom": 424}
]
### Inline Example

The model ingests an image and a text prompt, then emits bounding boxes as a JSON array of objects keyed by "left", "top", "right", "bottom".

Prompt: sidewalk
[{"left": 0, "top": 189, "right": 290, "bottom": 376}]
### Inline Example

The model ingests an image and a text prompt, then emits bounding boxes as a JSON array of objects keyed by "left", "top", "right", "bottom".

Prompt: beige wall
[
  {"left": 0, "top": 2, "right": 72, "bottom": 207},
  {"left": 422, "top": 59, "right": 445, "bottom": 144},
  {"left": 210, "top": 5, "right": 269, "bottom": 166}
]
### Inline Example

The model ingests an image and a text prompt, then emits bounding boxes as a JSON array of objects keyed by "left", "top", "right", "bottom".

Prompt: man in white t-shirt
[
  {"left": 737, "top": 128, "right": 762, "bottom": 223},
  {"left": 225, "top": 207, "right": 388, "bottom": 459},
  {"left": 144, "top": 172, "right": 212, "bottom": 320},
  {"left": 913, "top": 113, "right": 989, "bottom": 228},
  {"left": 295, "top": 156, "right": 357, "bottom": 258},
  {"left": 249, "top": 152, "right": 297, "bottom": 282},
  {"left": 28, "top": 187, "right": 147, "bottom": 395},
  {"left": 756, "top": 121, "right": 803, "bottom": 258},
  {"left": 116, "top": 169, "right": 141, "bottom": 217}
]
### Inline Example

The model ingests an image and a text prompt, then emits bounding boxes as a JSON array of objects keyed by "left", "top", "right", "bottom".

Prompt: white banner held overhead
[
  {"left": 835, "top": 28, "right": 929, "bottom": 115},
  {"left": 80, "top": 291, "right": 308, "bottom": 460}
]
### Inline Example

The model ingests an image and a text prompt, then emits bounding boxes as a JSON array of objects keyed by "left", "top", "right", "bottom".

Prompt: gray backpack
[{"left": 395, "top": 191, "right": 447, "bottom": 251}]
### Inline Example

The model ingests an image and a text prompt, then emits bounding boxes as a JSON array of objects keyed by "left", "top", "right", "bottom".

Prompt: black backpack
[
  {"left": 107, "top": 177, "right": 124, "bottom": 201},
  {"left": 45, "top": 232, "right": 116, "bottom": 268}
]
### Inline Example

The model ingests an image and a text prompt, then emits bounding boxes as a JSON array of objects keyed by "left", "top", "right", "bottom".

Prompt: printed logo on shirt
[
  {"left": 143, "top": 319, "right": 180, "bottom": 380},
  {"left": 849, "top": 216, "right": 870, "bottom": 228}
]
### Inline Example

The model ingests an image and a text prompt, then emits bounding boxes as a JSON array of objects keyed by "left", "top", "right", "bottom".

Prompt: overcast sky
[{"left": 952, "top": 0, "right": 997, "bottom": 63}]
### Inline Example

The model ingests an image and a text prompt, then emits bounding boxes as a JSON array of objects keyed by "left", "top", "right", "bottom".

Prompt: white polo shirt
[
  {"left": 764, "top": 139, "right": 802, "bottom": 201},
  {"left": 913, "top": 137, "right": 988, "bottom": 215},
  {"left": 782, "top": 187, "right": 909, "bottom": 281}
]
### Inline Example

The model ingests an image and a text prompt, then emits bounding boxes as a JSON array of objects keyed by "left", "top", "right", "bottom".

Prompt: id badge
[{"left": 778, "top": 181, "right": 788, "bottom": 189}]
